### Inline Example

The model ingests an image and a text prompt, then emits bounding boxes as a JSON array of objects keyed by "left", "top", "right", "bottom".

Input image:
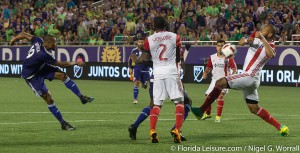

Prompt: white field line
[{"left": 0, "top": 118, "right": 299, "bottom": 125}]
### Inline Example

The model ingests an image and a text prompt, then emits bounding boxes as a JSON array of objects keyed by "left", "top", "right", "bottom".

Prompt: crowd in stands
[{"left": 1, "top": 0, "right": 300, "bottom": 45}]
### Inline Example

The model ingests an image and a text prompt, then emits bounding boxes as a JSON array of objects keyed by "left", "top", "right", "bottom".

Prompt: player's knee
[
  {"left": 149, "top": 100, "right": 154, "bottom": 108},
  {"left": 55, "top": 72, "right": 67, "bottom": 81},
  {"left": 134, "top": 81, "right": 140, "bottom": 87},
  {"left": 41, "top": 93, "right": 54, "bottom": 104},
  {"left": 216, "top": 78, "right": 227, "bottom": 88},
  {"left": 218, "top": 94, "right": 224, "bottom": 99},
  {"left": 248, "top": 107, "right": 259, "bottom": 114}
]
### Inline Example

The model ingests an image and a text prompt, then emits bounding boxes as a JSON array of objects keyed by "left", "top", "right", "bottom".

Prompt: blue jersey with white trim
[
  {"left": 128, "top": 47, "right": 150, "bottom": 71},
  {"left": 21, "top": 37, "right": 57, "bottom": 79}
]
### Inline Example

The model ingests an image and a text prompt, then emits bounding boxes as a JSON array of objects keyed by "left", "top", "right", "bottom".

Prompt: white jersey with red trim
[
  {"left": 207, "top": 53, "right": 237, "bottom": 80},
  {"left": 243, "top": 38, "right": 275, "bottom": 76},
  {"left": 144, "top": 31, "right": 180, "bottom": 79}
]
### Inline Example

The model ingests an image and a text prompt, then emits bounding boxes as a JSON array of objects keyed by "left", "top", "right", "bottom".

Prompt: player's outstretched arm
[
  {"left": 55, "top": 61, "right": 85, "bottom": 68},
  {"left": 9, "top": 32, "right": 33, "bottom": 46}
]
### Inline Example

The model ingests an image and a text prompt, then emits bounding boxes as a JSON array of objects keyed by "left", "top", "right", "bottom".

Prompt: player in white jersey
[
  {"left": 201, "top": 40, "right": 237, "bottom": 122},
  {"left": 191, "top": 24, "right": 289, "bottom": 136},
  {"left": 144, "top": 16, "right": 184, "bottom": 143}
]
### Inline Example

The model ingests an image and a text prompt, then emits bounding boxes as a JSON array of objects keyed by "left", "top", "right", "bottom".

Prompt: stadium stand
[{"left": 0, "top": 0, "right": 300, "bottom": 45}]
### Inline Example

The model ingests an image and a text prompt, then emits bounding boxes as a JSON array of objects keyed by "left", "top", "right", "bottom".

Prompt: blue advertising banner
[{"left": 0, "top": 46, "right": 299, "bottom": 66}]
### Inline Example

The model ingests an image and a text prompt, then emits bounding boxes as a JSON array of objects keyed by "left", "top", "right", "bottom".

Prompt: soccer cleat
[
  {"left": 279, "top": 124, "right": 289, "bottom": 136},
  {"left": 128, "top": 124, "right": 137, "bottom": 140},
  {"left": 150, "top": 129, "right": 159, "bottom": 143},
  {"left": 61, "top": 121, "right": 76, "bottom": 131},
  {"left": 80, "top": 95, "right": 94, "bottom": 104},
  {"left": 133, "top": 99, "right": 138, "bottom": 104},
  {"left": 171, "top": 128, "right": 181, "bottom": 143},
  {"left": 215, "top": 116, "right": 221, "bottom": 122},
  {"left": 170, "top": 130, "right": 187, "bottom": 141},
  {"left": 201, "top": 113, "right": 211, "bottom": 120},
  {"left": 191, "top": 107, "right": 203, "bottom": 120}
]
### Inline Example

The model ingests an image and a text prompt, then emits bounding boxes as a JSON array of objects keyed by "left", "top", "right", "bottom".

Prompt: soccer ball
[{"left": 221, "top": 43, "right": 237, "bottom": 58}]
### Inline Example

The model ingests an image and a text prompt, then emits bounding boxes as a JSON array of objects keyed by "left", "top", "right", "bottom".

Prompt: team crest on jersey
[
  {"left": 73, "top": 65, "right": 83, "bottom": 78},
  {"left": 194, "top": 66, "right": 204, "bottom": 82},
  {"left": 101, "top": 46, "right": 121, "bottom": 62}
]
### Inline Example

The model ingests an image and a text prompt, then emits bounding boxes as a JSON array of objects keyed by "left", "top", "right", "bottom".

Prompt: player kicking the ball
[
  {"left": 10, "top": 33, "right": 94, "bottom": 130},
  {"left": 201, "top": 40, "right": 237, "bottom": 122},
  {"left": 191, "top": 24, "right": 289, "bottom": 136}
]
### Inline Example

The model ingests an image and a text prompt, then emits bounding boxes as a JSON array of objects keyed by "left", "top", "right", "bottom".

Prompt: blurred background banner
[
  {"left": 1, "top": 46, "right": 299, "bottom": 66},
  {"left": 0, "top": 61, "right": 299, "bottom": 87}
]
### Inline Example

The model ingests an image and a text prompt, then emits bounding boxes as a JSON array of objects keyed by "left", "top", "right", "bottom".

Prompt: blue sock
[
  {"left": 133, "top": 106, "right": 151, "bottom": 128},
  {"left": 64, "top": 77, "right": 82, "bottom": 97},
  {"left": 133, "top": 86, "right": 139, "bottom": 100},
  {"left": 48, "top": 103, "right": 65, "bottom": 124},
  {"left": 184, "top": 104, "right": 191, "bottom": 121},
  {"left": 172, "top": 104, "right": 191, "bottom": 130}
]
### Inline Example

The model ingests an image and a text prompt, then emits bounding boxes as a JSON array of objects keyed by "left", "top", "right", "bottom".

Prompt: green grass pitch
[{"left": 0, "top": 77, "right": 299, "bottom": 153}]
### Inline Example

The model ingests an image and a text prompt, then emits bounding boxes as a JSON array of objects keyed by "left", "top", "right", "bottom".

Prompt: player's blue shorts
[
  {"left": 25, "top": 64, "right": 62, "bottom": 96},
  {"left": 133, "top": 69, "right": 150, "bottom": 85}
]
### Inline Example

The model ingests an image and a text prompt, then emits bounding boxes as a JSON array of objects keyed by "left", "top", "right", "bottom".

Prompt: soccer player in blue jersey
[
  {"left": 128, "top": 36, "right": 151, "bottom": 104},
  {"left": 9, "top": 32, "right": 94, "bottom": 130},
  {"left": 128, "top": 44, "right": 192, "bottom": 141}
]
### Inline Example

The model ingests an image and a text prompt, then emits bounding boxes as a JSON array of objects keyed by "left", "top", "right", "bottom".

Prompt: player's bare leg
[
  {"left": 54, "top": 72, "right": 94, "bottom": 104},
  {"left": 41, "top": 92, "right": 75, "bottom": 131},
  {"left": 191, "top": 77, "right": 228, "bottom": 119},
  {"left": 247, "top": 103, "right": 289, "bottom": 136}
]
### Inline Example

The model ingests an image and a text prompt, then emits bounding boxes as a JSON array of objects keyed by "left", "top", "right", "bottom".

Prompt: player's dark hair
[
  {"left": 266, "top": 24, "right": 276, "bottom": 39},
  {"left": 217, "top": 39, "right": 226, "bottom": 44},
  {"left": 154, "top": 16, "right": 167, "bottom": 31},
  {"left": 137, "top": 35, "right": 145, "bottom": 40},
  {"left": 43, "top": 34, "right": 55, "bottom": 43}
]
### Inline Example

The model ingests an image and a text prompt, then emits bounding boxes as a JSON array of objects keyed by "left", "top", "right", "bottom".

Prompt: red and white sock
[
  {"left": 175, "top": 104, "right": 184, "bottom": 131},
  {"left": 216, "top": 99, "right": 224, "bottom": 116},
  {"left": 256, "top": 107, "right": 281, "bottom": 130},
  {"left": 150, "top": 106, "right": 160, "bottom": 130}
]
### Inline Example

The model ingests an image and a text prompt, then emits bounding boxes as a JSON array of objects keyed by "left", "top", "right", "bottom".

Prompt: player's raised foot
[
  {"left": 128, "top": 124, "right": 137, "bottom": 140},
  {"left": 61, "top": 121, "right": 76, "bottom": 131},
  {"left": 191, "top": 107, "right": 203, "bottom": 120},
  {"left": 133, "top": 99, "right": 138, "bottom": 104},
  {"left": 215, "top": 116, "right": 221, "bottom": 122},
  {"left": 279, "top": 124, "right": 289, "bottom": 136},
  {"left": 201, "top": 113, "right": 211, "bottom": 120},
  {"left": 171, "top": 128, "right": 181, "bottom": 143},
  {"left": 80, "top": 95, "right": 94, "bottom": 104},
  {"left": 150, "top": 129, "right": 159, "bottom": 143}
]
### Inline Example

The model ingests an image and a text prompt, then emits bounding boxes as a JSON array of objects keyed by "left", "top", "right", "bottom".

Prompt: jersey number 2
[{"left": 158, "top": 44, "right": 168, "bottom": 61}]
